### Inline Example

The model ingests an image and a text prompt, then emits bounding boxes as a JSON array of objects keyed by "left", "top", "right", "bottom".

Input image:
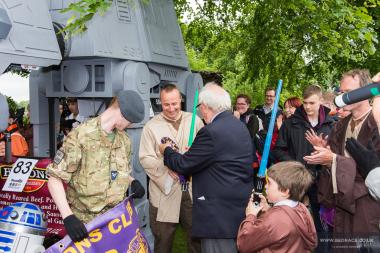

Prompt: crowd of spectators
[
  {"left": 1, "top": 68, "right": 379, "bottom": 253},
  {"left": 235, "top": 69, "right": 380, "bottom": 253}
]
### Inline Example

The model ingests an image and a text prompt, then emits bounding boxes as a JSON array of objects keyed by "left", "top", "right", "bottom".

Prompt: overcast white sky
[{"left": 0, "top": 72, "right": 29, "bottom": 102}]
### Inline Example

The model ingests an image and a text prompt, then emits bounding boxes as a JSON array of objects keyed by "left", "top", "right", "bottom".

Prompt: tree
[
  {"left": 181, "top": 0, "right": 378, "bottom": 104},
  {"left": 59, "top": 0, "right": 379, "bottom": 105},
  {"left": 6, "top": 96, "right": 18, "bottom": 116}
]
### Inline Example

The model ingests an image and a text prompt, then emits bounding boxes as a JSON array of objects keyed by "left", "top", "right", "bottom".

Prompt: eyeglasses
[
  {"left": 236, "top": 103, "right": 248, "bottom": 106},
  {"left": 196, "top": 103, "right": 201, "bottom": 108}
]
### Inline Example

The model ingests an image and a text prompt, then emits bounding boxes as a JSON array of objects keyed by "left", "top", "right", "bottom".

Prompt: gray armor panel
[
  {"left": 49, "top": 0, "right": 188, "bottom": 69},
  {"left": 0, "top": 0, "right": 61, "bottom": 73},
  {"left": 0, "top": 7, "right": 11, "bottom": 39}
]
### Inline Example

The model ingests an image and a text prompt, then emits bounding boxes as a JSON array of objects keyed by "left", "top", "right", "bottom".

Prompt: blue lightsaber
[
  {"left": 253, "top": 80, "right": 283, "bottom": 202},
  {"left": 258, "top": 79, "right": 283, "bottom": 177}
]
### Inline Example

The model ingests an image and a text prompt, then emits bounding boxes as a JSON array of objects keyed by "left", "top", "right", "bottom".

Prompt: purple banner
[{"left": 44, "top": 197, "right": 151, "bottom": 253}]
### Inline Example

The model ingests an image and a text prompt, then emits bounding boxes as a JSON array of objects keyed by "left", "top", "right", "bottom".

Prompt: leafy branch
[
  {"left": 59, "top": 0, "right": 113, "bottom": 36},
  {"left": 58, "top": 0, "right": 152, "bottom": 37}
]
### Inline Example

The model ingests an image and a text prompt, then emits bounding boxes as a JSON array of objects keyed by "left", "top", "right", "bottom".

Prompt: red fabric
[{"left": 256, "top": 127, "right": 279, "bottom": 164}]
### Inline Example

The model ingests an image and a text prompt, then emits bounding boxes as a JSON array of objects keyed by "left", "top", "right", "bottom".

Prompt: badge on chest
[{"left": 111, "top": 170, "right": 118, "bottom": 180}]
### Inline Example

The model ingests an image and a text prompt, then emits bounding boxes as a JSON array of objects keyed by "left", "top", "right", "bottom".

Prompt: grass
[{"left": 173, "top": 225, "right": 187, "bottom": 252}]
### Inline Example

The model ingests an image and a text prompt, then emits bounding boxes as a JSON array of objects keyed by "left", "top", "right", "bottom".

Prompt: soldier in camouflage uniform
[{"left": 47, "top": 90, "right": 146, "bottom": 242}]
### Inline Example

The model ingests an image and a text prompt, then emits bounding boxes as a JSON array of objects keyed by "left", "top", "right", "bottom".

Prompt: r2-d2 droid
[{"left": 0, "top": 202, "right": 47, "bottom": 253}]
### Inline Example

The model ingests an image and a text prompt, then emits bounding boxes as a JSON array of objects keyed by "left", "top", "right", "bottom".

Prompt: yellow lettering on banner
[
  {"left": 63, "top": 247, "right": 77, "bottom": 253},
  {"left": 89, "top": 228, "right": 103, "bottom": 243},
  {"left": 108, "top": 218, "right": 122, "bottom": 234},
  {"left": 121, "top": 213, "right": 132, "bottom": 228},
  {"left": 126, "top": 202, "right": 133, "bottom": 217},
  {"left": 105, "top": 250, "right": 118, "bottom": 253},
  {"left": 74, "top": 239, "right": 92, "bottom": 253}
]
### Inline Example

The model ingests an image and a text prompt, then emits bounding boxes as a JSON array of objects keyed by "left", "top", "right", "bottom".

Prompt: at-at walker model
[{"left": 1, "top": 0, "right": 203, "bottom": 249}]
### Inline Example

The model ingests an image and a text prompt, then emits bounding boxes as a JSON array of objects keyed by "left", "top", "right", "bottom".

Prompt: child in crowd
[{"left": 237, "top": 161, "right": 317, "bottom": 253}]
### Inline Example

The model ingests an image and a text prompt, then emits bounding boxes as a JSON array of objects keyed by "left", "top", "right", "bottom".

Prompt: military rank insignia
[{"left": 54, "top": 150, "right": 65, "bottom": 164}]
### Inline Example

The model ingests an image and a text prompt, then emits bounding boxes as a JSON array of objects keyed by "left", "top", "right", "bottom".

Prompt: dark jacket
[
  {"left": 254, "top": 105, "right": 282, "bottom": 131},
  {"left": 239, "top": 109, "right": 259, "bottom": 163},
  {"left": 273, "top": 105, "right": 335, "bottom": 173},
  {"left": 239, "top": 109, "right": 260, "bottom": 138},
  {"left": 164, "top": 111, "right": 254, "bottom": 238}
]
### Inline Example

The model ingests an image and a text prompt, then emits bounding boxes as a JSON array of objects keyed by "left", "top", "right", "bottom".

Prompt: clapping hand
[
  {"left": 233, "top": 110, "right": 240, "bottom": 119},
  {"left": 305, "top": 129, "right": 328, "bottom": 148},
  {"left": 303, "top": 146, "right": 334, "bottom": 166}
]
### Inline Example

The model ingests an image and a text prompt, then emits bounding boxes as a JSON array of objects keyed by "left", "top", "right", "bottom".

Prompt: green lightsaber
[{"left": 188, "top": 88, "right": 199, "bottom": 147}]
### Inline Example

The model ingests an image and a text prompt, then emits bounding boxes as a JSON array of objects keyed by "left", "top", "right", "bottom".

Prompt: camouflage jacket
[{"left": 47, "top": 116, "right": 132, "bottom": 223}]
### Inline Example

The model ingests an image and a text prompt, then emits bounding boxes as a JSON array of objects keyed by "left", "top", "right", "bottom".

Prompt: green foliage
[
  {"left": 18, "top": 101, "right": 30, "bottom": 126},
  {"left": 18, "top": 101, "right": 29, "bottom": 110},
  {"left": 10, "top": 69, "right": 30, "bottom": 78},
  {"left": 180, "top": 0, "right": 379, "bottom": 106},
  {"left": 6, "top": 96, "right": 18, "bottom": 116},
  {"left": 352, "top": 0, "right": 380, "bottom": 74},
  {"left": 59, "top": 0, "right": 113, "bottom": 36},
  {"left": 60, "top": 0, "right": 151, "bottom": 36},
  {"left": 56, "top": 0, "right": 379, "bottom": 107}
]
